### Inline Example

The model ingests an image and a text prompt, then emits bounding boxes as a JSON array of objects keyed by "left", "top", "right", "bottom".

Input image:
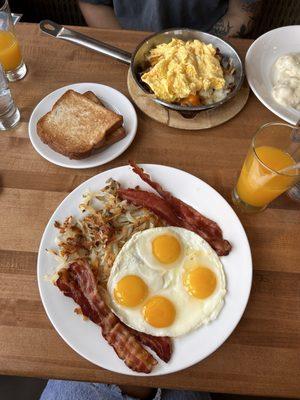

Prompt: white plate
[
  {"left": 37, "top": 164, "right": 252, "bottom": 376},
  {"left": 246, "top": 25, "right": 300, "bottom": 124},
  {"left": 29, "top": 83, "right": 137, "bottom": 169}
]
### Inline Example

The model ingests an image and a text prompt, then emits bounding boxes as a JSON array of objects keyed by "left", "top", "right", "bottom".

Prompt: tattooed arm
[{"left": 210, "top": 0, "right": 261, "bottom": 37}]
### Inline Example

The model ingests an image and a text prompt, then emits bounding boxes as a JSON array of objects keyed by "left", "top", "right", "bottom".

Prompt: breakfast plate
[
  {"left": 28, "top": 83, "right": 137, "bottom": 169},
  {"left": 246, "top": 26, "right": 300, "bottom": 125},
  {"left": 37, "top": 164, "right": 252, "bottom": 376}
]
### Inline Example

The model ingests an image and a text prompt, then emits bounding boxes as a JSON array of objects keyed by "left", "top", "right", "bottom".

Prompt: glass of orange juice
[
  {"left": 232, "top": 122, "right": 300, "bottom": 212},
  {"left": 0, "top": 0, "right": 26, "bottom": 81}
]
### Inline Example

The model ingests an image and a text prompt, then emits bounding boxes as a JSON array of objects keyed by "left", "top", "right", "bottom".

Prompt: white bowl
[{"left": 246, "top": 25, "right": 300, "bottom": 125}]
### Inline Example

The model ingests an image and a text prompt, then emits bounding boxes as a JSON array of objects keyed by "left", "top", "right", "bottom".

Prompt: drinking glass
[
  {"left": 232, "top": 122, "right": 300, "bottom": 212},
  {"left": 0, "top": 63, "right": 20, "bottom": 129},
  {"left": 0, "top": 0, "right": 26, "bottom": 81}
]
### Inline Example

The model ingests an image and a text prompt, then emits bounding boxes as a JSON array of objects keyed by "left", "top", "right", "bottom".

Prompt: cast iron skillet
[{"left": 40, "top": 20, "right": 244, "bottom": 118}]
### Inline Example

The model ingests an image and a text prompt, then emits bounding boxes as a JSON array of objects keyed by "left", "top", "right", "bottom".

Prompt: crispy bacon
[
  {"left": 118, "top": 188, "right": 181, "bottom": 227},
  {"left": 56, "top": 260, "right": 157, "bottom": 373},
  {"left": 119, "top": 188, "right": 231, "bottom": 256},
  {"left": 128, "top": 328, "right": 172, "bottom": 363},
  {"left": 129, "top": 161, "right": 223, "bottom": 239},
  {"left": 56, "top": 268, "right": 100, "bottom": 322},
  {"left": 123, "top": 161, "right": 231, "bottom": 256}
]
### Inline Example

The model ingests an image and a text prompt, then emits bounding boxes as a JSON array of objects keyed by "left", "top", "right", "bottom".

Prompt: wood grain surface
[{"left": 0, "top": 23, "right": 299, "bottom": 398}]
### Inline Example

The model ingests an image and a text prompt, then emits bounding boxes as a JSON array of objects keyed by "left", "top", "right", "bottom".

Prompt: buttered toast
[
  {"left": 37, "top": 89, "right": 124, "bottom": 159},
  {"left": 83, "top": 91, "right": 126, "bottom": 149}
]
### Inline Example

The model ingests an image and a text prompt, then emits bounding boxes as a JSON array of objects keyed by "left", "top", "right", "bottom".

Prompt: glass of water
[{"left": 0, "top": 63, "right": 20, "bottom": 130}]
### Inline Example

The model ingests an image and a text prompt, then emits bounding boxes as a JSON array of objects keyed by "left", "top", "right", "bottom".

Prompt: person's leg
[
  {"left": 118, "top": 385, "right": 157, "bottom": 399},
  {"left": 40, "top": 379, "right": 210, "bottom": 400},
  {"left": 162, "top": 388, "right": 211, "bottom": 400},
  {"left": 40, "top": 380, "right": 163, "bottom": 400},
  {"left": 40, "top": 380, "right": 123, "bottom": 400}
]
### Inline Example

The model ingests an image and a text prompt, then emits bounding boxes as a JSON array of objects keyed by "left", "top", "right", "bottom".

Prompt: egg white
[
  {"left": 107, "top": 227, "right": 226, "bottom": 337},
  {"left": 135, "top": 226, "right": 185, "bottom": 271}
]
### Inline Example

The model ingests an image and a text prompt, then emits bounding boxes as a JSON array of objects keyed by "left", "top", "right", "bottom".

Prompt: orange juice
[
  {"left": 0, "top": 31, "right": 22, "bottom": 71},
  {"left": 236, "top": 146, "right": 297, "bottom": 207}
]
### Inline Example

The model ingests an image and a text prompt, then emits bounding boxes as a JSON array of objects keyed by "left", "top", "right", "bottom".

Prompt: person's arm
[
  {"left": 79, "top": 1, "right": 121, "bottom": 29},
  {"left": 210, "top": 0, "right": 261, "bottom": 37}
]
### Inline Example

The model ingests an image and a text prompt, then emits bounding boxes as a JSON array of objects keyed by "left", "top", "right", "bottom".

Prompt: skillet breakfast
[
  {"left": 49, "top": 162, "right": 231, "bottom": 373},
  {"left": 141, "top": 38, "right": 235, "bottom": 106}
]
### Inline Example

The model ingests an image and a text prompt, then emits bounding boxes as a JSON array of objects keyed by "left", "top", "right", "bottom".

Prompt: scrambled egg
[{"left": 141, "top": 38, "right": 226, "bottom": 103}]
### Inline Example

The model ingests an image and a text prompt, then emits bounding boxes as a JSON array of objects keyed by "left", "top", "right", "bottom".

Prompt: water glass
[{"left": 0, "top": 63, "right": 20, "bottom": 129}]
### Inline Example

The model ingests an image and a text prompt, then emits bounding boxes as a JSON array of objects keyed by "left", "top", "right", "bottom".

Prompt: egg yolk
[
  {"left": 152, "top": 234, "right": 181, "bottom": 264},
  {"left": 183, "top": 267, "right": 217, "bottom": 299},
  {"left": 114, "top": 275, "right": 148, "bottom": 307},
  {"left": 143, "top": 296, "right": 176, "bottom": 328}
]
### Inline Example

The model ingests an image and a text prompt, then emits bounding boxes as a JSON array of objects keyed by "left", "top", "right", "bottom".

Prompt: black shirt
[{"left": 81, "top": 0, "right": 228, "bottom": 32}]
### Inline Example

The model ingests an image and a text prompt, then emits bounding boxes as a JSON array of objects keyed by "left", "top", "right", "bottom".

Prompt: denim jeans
[{"left": 40, "top": 380, "right": 211, "bottom": 400}]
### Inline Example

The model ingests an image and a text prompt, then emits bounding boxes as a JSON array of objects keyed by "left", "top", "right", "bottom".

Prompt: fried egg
[
  {"left": 135, "top": 228, "right": 184, "bottom": 271},
  {"left": 107, "top": 227, "right": 226, "bottom": 337}
]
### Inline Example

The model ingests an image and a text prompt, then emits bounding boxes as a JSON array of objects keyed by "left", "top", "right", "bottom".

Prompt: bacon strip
[
  {"left": 56, "top": 268, "right": 100, "bottom": 322},
  {"left": 119, "top": 188, "right": 231, "bottom": 256},
  {"left": 124, "top": 161, "right": 231, "bottom": 255},
  {"left": 56, "top": 261, "right": 157, "bottom": 374},
  {"left": 118, "top": 188, "right": 181, "bottom": 227},
  {"left": 128, "top": 328, "right": 172, "bottom": 363},
  {"left": 129, "top": 161, "right": 223, "bottom": 239}
]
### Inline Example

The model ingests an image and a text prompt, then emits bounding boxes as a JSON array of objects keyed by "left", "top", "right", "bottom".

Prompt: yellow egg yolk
[
  {"left": 114, "top": 275, "right": 148, "bottom": 307},
  {"left": 143, "top": 296, "right": 176, "bottom": 328},
  {"left": 152, "top": 234, "right": 181, "bottom": 264},
  {"left": 183, "top": 267, "right": 217, "bottom": 299}
]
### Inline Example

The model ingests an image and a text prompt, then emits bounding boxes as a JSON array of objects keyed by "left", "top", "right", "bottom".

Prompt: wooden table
[{"left": 0, "top": 23, "right": 299, "bottom": 399}]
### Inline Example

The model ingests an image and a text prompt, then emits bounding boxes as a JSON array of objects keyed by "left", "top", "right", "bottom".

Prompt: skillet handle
[{"left": 39, "top": 20, "right": 132, "bottom": 65}]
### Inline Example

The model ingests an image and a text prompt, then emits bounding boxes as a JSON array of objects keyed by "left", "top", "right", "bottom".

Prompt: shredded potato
[{"left": 49, "top": 179, "right": 165, "bottom": 288}]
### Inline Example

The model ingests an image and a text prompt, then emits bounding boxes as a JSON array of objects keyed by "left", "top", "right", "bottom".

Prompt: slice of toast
[
  {"left": 83, "top": 91, "right": 126, "bottom": 149},
  {"left": 37, "top": 89, "right": 123, "bottom": 159},
  {"left": 84, "top": 91, "right": 105, "bottom": 105}
]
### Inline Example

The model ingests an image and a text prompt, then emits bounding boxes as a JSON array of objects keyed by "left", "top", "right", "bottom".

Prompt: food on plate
[
  {"left": 107, "top": 226, "right": 226, "bottom": 337},
  {"left": 141, "top": 38, "right": 235, "bottom": 106},
  {"left": 51, "top": 179, "right": 170, "bottom": 373},
  {"left": 84, "top": 90, "right": 126, "bottom": 143},
  {"left": 52, "top": 178, "right": 164, "bottom": 287},
  {"left": 272, "top": 53, "right": 300, "bottom": 111},
  {"left": 37, "top": 89, "right": 126, "bottom": 159},
  {"left": 57, "top": 260, "right": 162, "bottom": 373},
  {"left": 49, "top": 162, "right": 229, "bottom": 372},
  {"left": 119, "top": 161, "right": 231, "bottom": 256}
]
